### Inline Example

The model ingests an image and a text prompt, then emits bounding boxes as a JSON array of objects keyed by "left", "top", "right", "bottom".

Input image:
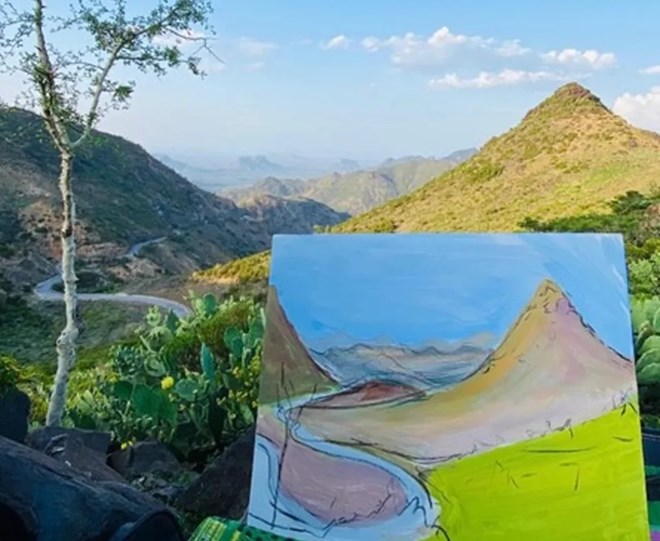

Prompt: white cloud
[
  {"left": 641, "top": 65, "right": 660, "bottom": 75},
  {"left": 496, "top": 40, "right": 532, "bottom": 57},
  {"left": 612, "top": 87, "right": 660, "bottom": 132},
  {"left": 321, "top": 34, "right": 352, "bottom": 50},
  {"left": 541, "top": 48, "right": 616, "bottom": 70},
  {"left": 429, "top": 69, "right": 568, "bottom": 89},
  {"left": 237, "top": 37, "right": 277, "bottom": 57},
  {"left": 357, "top": 27, "right": 490, "bottom": 67},
  {"left": 323, "top": 26, "right": 618, "bottom": 91},
  {"left": 246, "top": 61, "right": 266, "bottom": 71},
  {"left": 152, "top": 29, "right": 207, "bottom": 48}
]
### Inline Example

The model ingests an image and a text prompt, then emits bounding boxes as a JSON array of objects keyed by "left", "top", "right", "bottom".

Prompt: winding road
[{"left": 33, "top": 237, "right": 192, "bottom": 317}]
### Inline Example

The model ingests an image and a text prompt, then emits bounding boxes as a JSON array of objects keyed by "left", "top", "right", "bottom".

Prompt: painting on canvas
[{"left": 246, "top": 233, "right": 649, "bottom": 541}]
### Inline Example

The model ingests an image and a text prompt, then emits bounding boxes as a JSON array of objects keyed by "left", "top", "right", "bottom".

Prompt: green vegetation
[
  {"left": 0, "top": 298, "right": 146, "bottom": 364},
  {"left": 425, "top": 404, "right": 647, "bottom": 540},
  {"left": 334, "top": 84, "right": 660, "bottom": 234},
  {"left": 12, "top": 295, "right": 264, "bottom": 463},
  {"left": 194, "top": 250, "right": 272, "bottom": 285},
  {"left": 631, "top": 298, "right": 660, "bottom": 426}
]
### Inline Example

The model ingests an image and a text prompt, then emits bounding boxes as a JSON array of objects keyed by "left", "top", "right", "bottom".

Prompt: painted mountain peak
[
  {"left": 258, "top": 285, "right": 336, "bottom": 403},
  {"left": 295, "top": 278, "right": 636, "bottom": 466}
]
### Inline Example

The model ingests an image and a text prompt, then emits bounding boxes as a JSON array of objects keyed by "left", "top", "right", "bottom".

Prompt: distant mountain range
[
  {"left": 0, "top": 108, "right": 348, "bottom": 290},
  {"left": 219, "top": 150, "right": 477, "bottom": 216},
  {"left": 155, "top": 153, "right": 364, "bottom": 192},
  {"left": 310, "top": 342, "right": 490, "bottom": 390},
  {"left": 200, "top": 82, "right": 660, "bottom": 285}
]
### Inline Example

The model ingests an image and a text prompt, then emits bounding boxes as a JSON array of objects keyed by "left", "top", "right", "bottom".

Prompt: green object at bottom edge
[{"left": 189, "top": 517, "right": 291, "bottom": 541}]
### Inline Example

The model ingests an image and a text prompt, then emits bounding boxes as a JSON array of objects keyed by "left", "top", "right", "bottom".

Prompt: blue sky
[
  {"left": 1, "top": 0, "right": 659, "bottom": 161},
  {"left": 269, "top": 233, "right": 634, "bottom": 358}
]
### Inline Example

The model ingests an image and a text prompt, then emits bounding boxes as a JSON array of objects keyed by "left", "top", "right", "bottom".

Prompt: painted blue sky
[
  {"left": 269, "top": 233, "right": 634, "bottom": 358},
  {"left": 1, "top": 1, "right": 659, "bottom": 161}
]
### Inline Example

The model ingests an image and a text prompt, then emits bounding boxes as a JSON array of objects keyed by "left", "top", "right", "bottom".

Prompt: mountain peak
[
  {"left": 532, "top": 278, "right": 566, "bottom": 301},
  {"left": 522, "top": 82, "right": 608, "bottom": 122}
]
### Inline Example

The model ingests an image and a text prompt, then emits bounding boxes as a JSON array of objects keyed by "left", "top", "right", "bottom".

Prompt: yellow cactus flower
[{"left": 161, "top": 376, "right": 175, "bottom": 390}]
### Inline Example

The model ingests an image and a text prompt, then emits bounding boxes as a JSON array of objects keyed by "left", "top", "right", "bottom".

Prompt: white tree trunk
[{"left": 46, "top": 151, "right": 79, "bottom": 426}]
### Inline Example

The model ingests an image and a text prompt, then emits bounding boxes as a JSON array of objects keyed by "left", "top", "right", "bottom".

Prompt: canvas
[{"left": 246, "top": 233, "right": 650, "bottom": 541}]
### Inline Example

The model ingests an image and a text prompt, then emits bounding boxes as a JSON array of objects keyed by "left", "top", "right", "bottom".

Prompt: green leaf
[
  {"left": 174, "top": 378, "right": 198, "bottom": 402},
  {"left": 144, "top": 356, "right": 167, "bottom": 378},
  {"left": 208, "top": 393, "right": 226, "bottom": 447},
  {"left": 641, "top": 335, "right": 660, "bottom": 355},
  {"left": 637, "top": 349, "right": 660, "bottom": 372},
  {"left": 133, "top": 384, "right": 161, "bottom": 419},
  {"left": 239, "top": 403, "right": 255, "bottom": 424},
  {"left": 221, "top": 371, "right": 240, "bottom": 391},
  {"left": 653, "top": 308, "right": 660, "bottom": 333},
  {"left": 202, "top": 294, "right": 218, "bottom": 316},
  {"left": 638, "top": 363, "right": 660, "bottom": 385},
  {"left": 165, "top": 311, "right": 180, "bottom": 334},
  {"left": 200, "top": 343, "right": 216, "bottom": 383},
  {"left": 224, "top": 327, "right": 243, "bottom": 360},
  {"left": 635, "top": 323, "right": 654, "bottom": 353},
  {"left": 160, "top": 396, "right": 178, "bottom": 426},
  {"left": 113, "top": 381, "right": 134, "bottom": 401}
]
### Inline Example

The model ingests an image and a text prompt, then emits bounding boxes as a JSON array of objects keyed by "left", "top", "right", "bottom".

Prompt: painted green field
[{"left": 424, "top": 404, "right": 649, "bottom": 541}]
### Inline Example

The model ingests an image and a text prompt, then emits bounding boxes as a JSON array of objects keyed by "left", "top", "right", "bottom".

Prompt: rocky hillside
[
  {"left": 198, "top": 83, "right": 660, "bottom": 284},
  {"left": 220, "top": 151, "right": 476, "bottom": 215},
  {"left": 237, "top": 195, "right": 349, "bottom": 237},
  {"left": 0, "top": 107, "right": 348, "bottom": 289},
  {"left": 338, "top": 83, "right": 660, "bottom": 233}
]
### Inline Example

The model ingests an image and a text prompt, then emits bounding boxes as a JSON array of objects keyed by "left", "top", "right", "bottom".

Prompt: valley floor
[{"left": 423, "top": 404, "right": 649, "bottom": 540}]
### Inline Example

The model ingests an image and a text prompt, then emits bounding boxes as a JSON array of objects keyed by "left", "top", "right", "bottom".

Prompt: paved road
[{"left": 34, "top": 237, "right": 192, "bottom": 317}]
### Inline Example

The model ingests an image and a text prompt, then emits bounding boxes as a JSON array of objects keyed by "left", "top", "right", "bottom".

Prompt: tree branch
[
  {"left": 33, "top": 0, "right": 70, "bottom": 151},
  {"left": 71, "top": 41, "right": 124, "bottom": 148}
]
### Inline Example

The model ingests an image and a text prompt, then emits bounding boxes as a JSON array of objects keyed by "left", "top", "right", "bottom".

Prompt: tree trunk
[{"left": 46, "top": 151, "right": 79, "bottom": 426}]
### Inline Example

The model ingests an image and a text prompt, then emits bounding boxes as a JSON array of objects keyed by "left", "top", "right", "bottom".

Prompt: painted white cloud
[
  {"left": 429, "top": 69, "right": 568, "bottom": 89},
  {"left": 641, "top": 65, "right": 660, "bottom": 75},
  {"left": 237, "top": 37, "right": 277, "bottom": 57},
  {"left": 321, "top": 34, "right": 352, "bottom": 50},
  {"left": 612, "top": 87, "right": 660, "bottom": 132},
  {"left": 541, "top": 48, "right": 616, "bottom": 70}
]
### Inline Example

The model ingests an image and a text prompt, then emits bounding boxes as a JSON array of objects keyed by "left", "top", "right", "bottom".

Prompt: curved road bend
[{"left": 33, "top": 237, "right": 192, "bottom": 318}]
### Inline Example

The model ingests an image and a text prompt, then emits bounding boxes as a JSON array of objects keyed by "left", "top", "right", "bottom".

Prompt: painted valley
[{"left": 247, "top": 233, "right": 649, "bottom": 541}]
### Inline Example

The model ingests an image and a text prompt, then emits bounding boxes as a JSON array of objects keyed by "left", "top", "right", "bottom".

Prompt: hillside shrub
[
  {"left": 66, "top": 294, "right": 264, "bottom": 462},
  {"left": 0, "top": 354, "right": 20, "bottom": 393},
  {"left": 631, "top": 297, "right": 660, "bottom": 426}
]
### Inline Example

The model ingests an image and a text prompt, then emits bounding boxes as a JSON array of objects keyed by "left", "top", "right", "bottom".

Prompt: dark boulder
[
  {"left": 0, "top": 388, "right": 30, "bottom": 443},
  {"left": 119, "top": 440, "right": 183, "bottom": 480},
  {"left": 43, "top": 431, "right": 127, "bottom": 483},
  {"left": 27, "top": 426, "right": 111, "bottom": 455},
  {"left": 0, "top": 435, "right": 165, "bottom": 541},
  {"left": 176, "top": 428, "right": 255, "bottom": 520}
]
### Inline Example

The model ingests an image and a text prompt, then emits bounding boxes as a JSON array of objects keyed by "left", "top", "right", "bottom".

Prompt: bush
[
  {"left": 0, "top": 354, "right": 20, "bottom": 394},
  {"left": 630, "top": 296, "right": 660, "bottom": 424},
  {"left": 66, "top": 294, "right": 264, "bottom": 463}
]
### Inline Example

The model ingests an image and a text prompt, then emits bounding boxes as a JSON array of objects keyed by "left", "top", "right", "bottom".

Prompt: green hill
[
  {"left": 198, "top": 82, "right": 660, "bottom": 285},
  {"left": 0, "top": 106, "right": 347, "bottom": 289},
  {"left": 339, "top": 83, "right": 660, "bottom": 233}
]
